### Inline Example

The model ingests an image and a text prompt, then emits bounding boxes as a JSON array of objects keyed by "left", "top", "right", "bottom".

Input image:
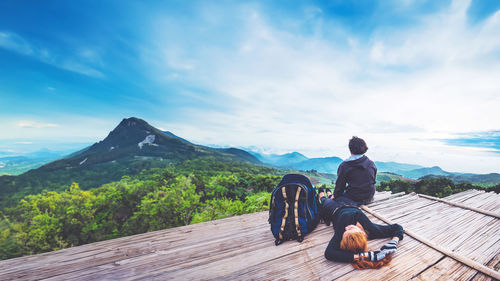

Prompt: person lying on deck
[
  {"left": 318, "top": 189, "right": 404, "bottom": 269},
  {"left": 334, "top": 136, "right": 377, "bottom": 205}
]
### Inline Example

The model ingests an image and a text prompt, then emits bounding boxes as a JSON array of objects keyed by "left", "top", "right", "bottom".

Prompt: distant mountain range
[
  {"left": 250, "top": 151, "right": 500, "bottom": 185},
  {"left": 0, "top": 149, "right": 72, "bottom": 175},
  {"left": 250, "top": 151, "right": 308, "bottom": 166},
  {"left": 250, "top": 151, "right": 421, "bottom": 176}
]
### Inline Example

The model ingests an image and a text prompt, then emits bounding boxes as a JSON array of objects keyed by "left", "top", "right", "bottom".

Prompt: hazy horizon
[{"left": 0, "top": 116, "right": 498, "bottom": 175}]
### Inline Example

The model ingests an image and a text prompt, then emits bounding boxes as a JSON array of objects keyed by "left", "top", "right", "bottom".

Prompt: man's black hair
[{"left": 349, "top": 136, "right": 368, "bottom": 155}]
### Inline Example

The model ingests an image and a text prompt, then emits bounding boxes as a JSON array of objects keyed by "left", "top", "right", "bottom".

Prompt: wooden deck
[{"left": 0, "top": 190, "right": 499, "bottom": 280}]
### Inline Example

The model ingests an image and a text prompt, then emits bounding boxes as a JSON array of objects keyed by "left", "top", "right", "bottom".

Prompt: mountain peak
[
  {"left": 119, "top": 116, "right": 147, "bottom": 124},
  {"left": 114, "top": 117, "right": 151, "bottom": 131},
  {"left": 52, "top": 117, "right": 182, "bottom": 167},
  {"left": 103, "top": 117, "right": 160, "bottom": 145}
]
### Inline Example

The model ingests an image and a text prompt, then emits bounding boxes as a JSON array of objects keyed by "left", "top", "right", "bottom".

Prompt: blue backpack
[{"left": 268, "top": 174, "right": 319, "bottom": 245}]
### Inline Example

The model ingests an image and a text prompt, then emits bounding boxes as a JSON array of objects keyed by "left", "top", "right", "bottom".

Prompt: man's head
[{"left": 349, "top": 136, "right": 368, "bottom": 155}]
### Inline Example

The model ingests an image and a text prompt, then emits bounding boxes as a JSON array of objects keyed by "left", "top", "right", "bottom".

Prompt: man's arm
[
  {"left": 334, "top": 164, "right": 347, "bottom": 198},
  {"left": 372, "top": 161, "right": 377, "bottom": 184},
  {"left": 380, "top": 237, "right": 400, "bottom": 254},
  {"left": 357, "top": 210, "right": 404, "bottom": 241}
]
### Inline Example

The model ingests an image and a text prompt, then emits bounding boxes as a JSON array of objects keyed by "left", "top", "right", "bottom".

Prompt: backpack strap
[
  {"left": 279, "top": 186, "right": 289, "bottom": 240},
  {"left": 294, "top": 186, "right": 302, "bottom": 239},
  {"left": 268, "top": 192, "right": 276, "bottom": 224}
]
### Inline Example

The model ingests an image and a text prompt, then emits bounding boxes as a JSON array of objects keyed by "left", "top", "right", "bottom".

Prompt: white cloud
[
  {"left": 304, "top": 6, "right": 323, "bottom": 20},
  {"left": 0, "top": 31, "right": 104, "bottom": 78},
  {"left": 0, "top": 31, "right": 33, "bottom": 55},
  {"left": 17, "top": 121, "right": 59, "bottom": 128},
  {"left": 14, "top": 141, "right": 33, "bottom": 144},
  {"left": 145, "top": 1, "right": 500, "bottom": 173},
  {"left": 60, "top": 61, "right": 105, "bottom": 78},
  {"left": 0, "top": 116, "right": 114, "bottom": 145},
  {"left": 368, "top": 1, "right": 500, "bottom": 67}
]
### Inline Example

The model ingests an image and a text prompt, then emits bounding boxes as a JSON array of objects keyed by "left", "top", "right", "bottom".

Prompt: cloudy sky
[{"left": 1, "top": 0, "right": 499, "bottom": 173}]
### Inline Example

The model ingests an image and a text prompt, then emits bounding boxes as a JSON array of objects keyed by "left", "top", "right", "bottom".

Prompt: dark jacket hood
[{"left": 345, "top": 155, "right": 371, "bottom": 169}]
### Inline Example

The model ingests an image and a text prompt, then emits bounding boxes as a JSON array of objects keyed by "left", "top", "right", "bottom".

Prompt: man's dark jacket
[{"left": 334, "top": 155, "right": 377, "bottom": 202}]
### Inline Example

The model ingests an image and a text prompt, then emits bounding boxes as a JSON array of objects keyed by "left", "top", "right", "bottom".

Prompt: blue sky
[{"left": 1, "top": 0, "right": 499, "bottom": 173}]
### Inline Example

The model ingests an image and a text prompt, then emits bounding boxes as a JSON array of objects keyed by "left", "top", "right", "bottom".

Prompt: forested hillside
[
  {"left": 378, "top": 177, "right": 500, "bottom": 197},
  {"left": 0, "top": 117, "right": 261, "bottom": 209}
]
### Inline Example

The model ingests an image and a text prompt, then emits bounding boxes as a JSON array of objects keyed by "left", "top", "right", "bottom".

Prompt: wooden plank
[
  {"left": 411, "top": 257, "right": 489, "bottom": 281},
  {"left": 418, "top": 194, "right": 500, "bottom": 218},
  {"left": 444, "top": 189, "right": 482, "bottom": 202},
  {"left": 43, "top": 225, "right": 332, "bottom": 280},
  {"left": 456, "top": 192, "right": 500, "bottom": 212},
  {"left": 370, "top": 192, "right": 498, "bottom": 254},
  {"left": 0, "top": 212, "right": 268, "bottom": 271},
  {"left": 471, "top": 252, "right": 500, "bottom": 281},
  {"left": 361, "top": 205, "right": 500, "bottom": 280},
  {"left": 370, "top": 191, "right": 406, "bottom": 204},
  {"left": 335, "top": 237, "right": 445, "bottom": 281},
  {"left": 0, "top": 212, "right": 272, "bottom": 280}
]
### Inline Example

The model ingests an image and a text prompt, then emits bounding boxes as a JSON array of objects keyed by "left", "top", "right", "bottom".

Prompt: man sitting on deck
[{"left": 334, "top": 136, "right": 377, "bottom": 205}]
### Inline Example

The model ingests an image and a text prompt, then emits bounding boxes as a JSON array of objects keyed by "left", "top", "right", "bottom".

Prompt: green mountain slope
[
  {"left": 374, "top": 161, "right": 424, "bottom": 172},
  {"left": 251, "top": 151, "right": 309, "bottom": 166},
  {"left": 398, "top": 166, "right": 450, "bottom": 179},
  {"left": 288, "top": 156, "right": 344, "bottom": 173},
  {"left": 0, "top": 117, "right": 261, "bottom": 208},
  {"left": 420, "top": 173, "right": 500, "bottom": 186}
]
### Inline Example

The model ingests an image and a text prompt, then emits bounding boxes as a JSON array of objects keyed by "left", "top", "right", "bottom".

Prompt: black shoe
[
  {"left": 325, "top": 188, "right": 333, "bottom": 198},
  {"left": 318, "top": 188, "right": 325, "bottom": 193}
]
